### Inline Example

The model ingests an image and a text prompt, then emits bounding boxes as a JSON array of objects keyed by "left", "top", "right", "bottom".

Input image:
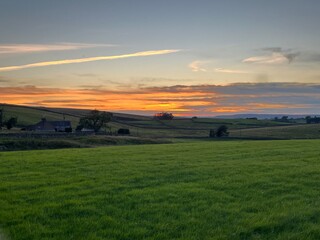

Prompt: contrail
[{"left": 0, "top": 49, "right": 180, "bottom": 72}]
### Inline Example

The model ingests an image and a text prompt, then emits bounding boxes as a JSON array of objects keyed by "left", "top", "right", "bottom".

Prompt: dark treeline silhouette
[
  {"left": 209, "top": 125, "right": 229, "bottom": 138},
  {"left": 306, "top": 116, "right": 320, "bottom": 124},
  {"left": 153, "top": 112, "right": 174, "bottom": 120},
  {"left": 274, "top": 116, "right": 289, "bottom": 122}
]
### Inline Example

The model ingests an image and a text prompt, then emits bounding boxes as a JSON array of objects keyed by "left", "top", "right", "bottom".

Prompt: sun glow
[{"left": 1, "top": 84, "right": 309, "bottom": 116}]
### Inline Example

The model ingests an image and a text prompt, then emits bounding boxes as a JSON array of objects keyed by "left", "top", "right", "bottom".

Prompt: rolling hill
[{"left": 1, "top": 103, "right": 319, "bottom": 139}]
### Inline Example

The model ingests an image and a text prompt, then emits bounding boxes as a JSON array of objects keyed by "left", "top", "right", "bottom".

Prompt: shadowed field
[{"left": 1, "top": 140, "right": 320, "bottom": 239}]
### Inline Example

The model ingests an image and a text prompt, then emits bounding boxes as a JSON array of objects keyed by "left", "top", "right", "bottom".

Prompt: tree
[
  {"left": 78, "top": 110, "right": 113, "bottom": 133},
  {"left": 209, "top": 129, "right": 215, "bottom": 138},
  {"left": 216, "top": 125, "right": 229, "bottom": 137},
  {"left": 0, "top": 109, "right": 3, "bottom": 129},
  {"left": 5, "top": 117, "right": 18, "bottom": 130},
  {"left": 153, "top": 112, "right": 174, "bottom": 120}
]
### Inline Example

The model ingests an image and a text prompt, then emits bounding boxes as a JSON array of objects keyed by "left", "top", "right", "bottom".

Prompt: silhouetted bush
[
  {"left": 5, "top": 117, "right": 18, "bottom": 130},
  {"left": 118, "top": 128, "right": 130, "bottom": 135},
  {"left": 216, "top": 125, "right": 229, "bottom": 137},
  {"left": 209, "top": 125, "right": 229, "bottom": 138}
]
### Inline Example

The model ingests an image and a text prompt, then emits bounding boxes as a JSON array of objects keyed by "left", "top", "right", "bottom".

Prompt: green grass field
[{"left": 1, "top": 140, "right": 320, "bottom": 239}]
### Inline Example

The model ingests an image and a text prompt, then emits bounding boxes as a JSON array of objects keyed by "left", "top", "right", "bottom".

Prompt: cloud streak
[
  {"left": 214, "top": 68, "right": 251, "bottom": 74},
  {"left": 243, "top": 47, "right": 299, "bottom": 64},
  {"left": 189, "top": 61, "right": 208, "bottom": 72},
  {"left": 189, "top": 61, "right": 251, "bottom": 74},
  {"left": 0, "top": 42, "right": 114, "bottom": 54},
  {"left": 243, "top": 53, "right": 289, "bottom": 64},
  {"left": 0, "top": 49, "right": 180, "bottom": 72}
]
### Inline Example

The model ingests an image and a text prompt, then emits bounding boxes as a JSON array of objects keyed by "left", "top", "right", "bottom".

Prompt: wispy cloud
[
  {"left": 243, "top": 47, "right": 299, "bottom": 64},
  {"left": 247, "top": 47, "right": 320, "bottom": 64},
  {"left": 0, "top": 49, "right": 181, "bottom": 72},
  {"left": 243, "top": 52, "right": 289, "bottom": 64},
  {"left": 0, "top": 42, "right": 114, "bottom": 54},
  {"left": 214, "top": 68, "right": 251, "bottom": 74},
  {"left": 262, "top": 47, "right": 299, "bottom": 63},
  {"left": 189, "top": 61, "right": 251, "bottom": 74},
  {"left": 188, "top": 60, "right": 208, "bottom": 72}
]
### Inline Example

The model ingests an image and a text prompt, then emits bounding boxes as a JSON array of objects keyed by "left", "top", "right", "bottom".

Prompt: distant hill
[
  {"left": 214, "top": 114, "right": 319, "bottom": 119},
  {"left": 0, "top": 103, "right": 151, "bottom": 127}
]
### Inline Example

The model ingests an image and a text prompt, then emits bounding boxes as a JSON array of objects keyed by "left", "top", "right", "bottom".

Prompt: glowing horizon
[{"left": 1, "top": 83, "right": 319, "bottom": 116}]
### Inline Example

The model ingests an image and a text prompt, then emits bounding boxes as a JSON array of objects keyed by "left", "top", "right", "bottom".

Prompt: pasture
[
  {"left": 1, "top": 140, "right": 320, "bottom": 239},
  {"left": 1, "top": 104, "right": 310, "bottom": 140},
  {"left": 230, "top": 124, "right": 320, "bottom": 139}
]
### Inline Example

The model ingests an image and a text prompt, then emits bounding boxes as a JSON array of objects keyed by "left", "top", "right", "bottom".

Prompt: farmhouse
[{"left": 27, "top": 118, "right": 72, "bottom": 132}]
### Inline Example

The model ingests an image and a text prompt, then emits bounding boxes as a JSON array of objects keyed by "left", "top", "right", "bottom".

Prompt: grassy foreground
[{"left": 0, "top": 140, "right": 320, "bottom": 239}]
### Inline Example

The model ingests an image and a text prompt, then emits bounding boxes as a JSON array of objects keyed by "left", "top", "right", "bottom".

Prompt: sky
[{"left": 1, "top": 0, "right": 320, "bottom": 116}]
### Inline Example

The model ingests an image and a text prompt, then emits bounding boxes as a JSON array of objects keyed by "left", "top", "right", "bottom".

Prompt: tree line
[{"left": 305, "top": 116, "right": 320, "bottom": 124}]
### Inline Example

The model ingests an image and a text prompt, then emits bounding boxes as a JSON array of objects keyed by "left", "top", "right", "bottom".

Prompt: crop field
[{"left": 1, "top": 140, "right": 320, "bottom": 239}]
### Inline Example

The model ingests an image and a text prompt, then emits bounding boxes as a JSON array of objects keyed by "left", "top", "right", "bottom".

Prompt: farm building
[{"left": 26, "top": 118, "right": 72, "bottom": 132}]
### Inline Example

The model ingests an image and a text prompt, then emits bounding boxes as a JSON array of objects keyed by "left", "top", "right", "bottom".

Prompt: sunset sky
[{"left": 1, "top": 0, "right": 320, "bottom": 116}]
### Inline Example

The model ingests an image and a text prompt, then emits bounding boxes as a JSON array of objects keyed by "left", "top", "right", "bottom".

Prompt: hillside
[
  {"left": 0, "top": 104, "right": 150, "bottom": 127},
  {"left": 2, "top": 103, "right": 319, "bottom": 140}
]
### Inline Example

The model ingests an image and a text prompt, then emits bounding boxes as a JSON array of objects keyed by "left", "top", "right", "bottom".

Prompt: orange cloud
[
  {"left": 0, "top": 86, "right": 202, "bottom": 114},
  {"left": 0, "top": 83, "right": 315, "bottom": 116}
]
